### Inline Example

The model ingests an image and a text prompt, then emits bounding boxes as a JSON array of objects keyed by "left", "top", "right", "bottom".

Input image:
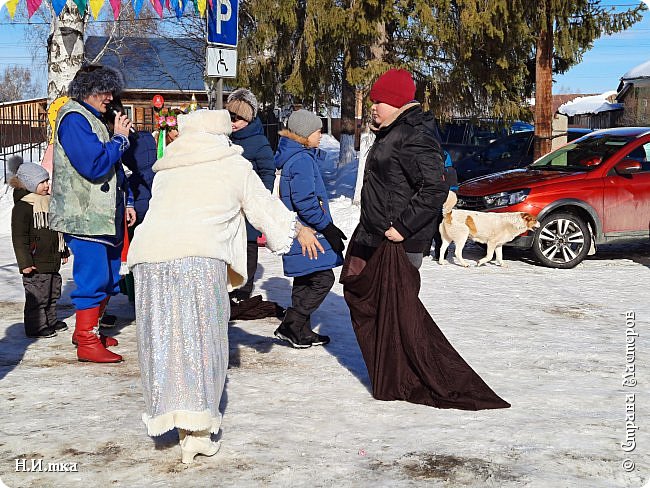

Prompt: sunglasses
[{"left": 229, "top": 111, "right": 247, "bottom": 123}]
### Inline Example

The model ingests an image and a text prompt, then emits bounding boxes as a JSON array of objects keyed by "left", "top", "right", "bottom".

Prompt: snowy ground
[{"left": 1, "top": 139, "right": 649, "bottom": 487}]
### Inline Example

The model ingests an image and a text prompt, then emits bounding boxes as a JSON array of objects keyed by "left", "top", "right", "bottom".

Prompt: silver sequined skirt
[{"left": 133, "top": 257, "right": 230, "bottom": 436}]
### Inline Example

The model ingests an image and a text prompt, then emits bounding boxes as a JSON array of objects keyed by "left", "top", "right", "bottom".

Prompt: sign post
[{"left": 206, "top": 0, "right": 239, "bottom": 109}]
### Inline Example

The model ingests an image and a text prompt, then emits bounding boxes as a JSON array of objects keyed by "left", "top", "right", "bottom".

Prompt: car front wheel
[{"left": 532, "top": 212, "right": 591, "bottom": 269}]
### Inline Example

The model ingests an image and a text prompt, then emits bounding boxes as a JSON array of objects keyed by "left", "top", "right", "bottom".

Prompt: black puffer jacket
[
  {"left": 356, "top": 104, "right": 448, "bottom": 253},
  {"left": 11, "top": 188, "right": 66, "bottom": 274}
]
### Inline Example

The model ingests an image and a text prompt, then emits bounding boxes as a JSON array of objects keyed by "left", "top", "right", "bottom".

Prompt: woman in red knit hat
[{"left": 339, "top": 69, "right": 510, "bottom": 411}]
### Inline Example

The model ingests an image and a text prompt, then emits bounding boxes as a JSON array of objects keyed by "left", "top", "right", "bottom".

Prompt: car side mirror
[{"left": 615, "top": 159, "right": 643, "bottom": 175}]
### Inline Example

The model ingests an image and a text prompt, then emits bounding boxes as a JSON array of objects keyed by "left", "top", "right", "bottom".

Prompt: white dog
[{"left": 437, "top": 193, "right": 539, "bottom": 267}]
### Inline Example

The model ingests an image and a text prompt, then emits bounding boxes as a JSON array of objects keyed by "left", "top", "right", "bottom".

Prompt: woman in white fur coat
[{"left": 127, "top": 109, "right": 323, "bottom": 464}]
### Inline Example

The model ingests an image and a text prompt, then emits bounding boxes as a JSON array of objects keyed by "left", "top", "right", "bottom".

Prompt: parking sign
[{"left": 207, "top": 0, "right": 239, "bottom": 47}]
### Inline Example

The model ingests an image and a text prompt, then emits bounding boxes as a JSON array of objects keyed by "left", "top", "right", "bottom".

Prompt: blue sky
[{"left": 0, "top": 2, "right": 649, "bottom": 97}]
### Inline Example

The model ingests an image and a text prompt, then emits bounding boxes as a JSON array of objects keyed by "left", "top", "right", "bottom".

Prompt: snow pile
[{"left": 558, "top": 91, "right": 622, "bottom": 116}]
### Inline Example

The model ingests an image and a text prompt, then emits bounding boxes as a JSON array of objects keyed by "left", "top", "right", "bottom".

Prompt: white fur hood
[{"left": 153, "top": 109, "right": 243, "bottom": 172}]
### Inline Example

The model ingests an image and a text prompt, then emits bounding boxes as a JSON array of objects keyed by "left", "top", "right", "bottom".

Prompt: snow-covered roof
[
  {"left": 0, "top": 97, "right": 46, "bottom": 107},
  {"left": 621, "top": 59, "right": 650, "bottom": 81},
  {"left": 557, "top": 91, "right": 622, "bottom": 116}
]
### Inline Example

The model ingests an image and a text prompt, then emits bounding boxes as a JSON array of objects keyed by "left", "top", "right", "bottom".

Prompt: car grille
[{"left": 456, "top": 194, "right": 487, "bottom": 211}]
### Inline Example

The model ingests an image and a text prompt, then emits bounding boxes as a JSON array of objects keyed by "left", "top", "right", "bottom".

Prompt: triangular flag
[
  {"left": 132, "top": 0, "right": 144, "bottom": 17},
  {"left": 73, "top": 0, "right": 87, "bottom": 15},
  {"left": 26, "top": 0, "right": 43, "bottom": 17},
  {"left": 109, "top": 0, "right": 120, "bottom": 18},
  {"left": 165, "top": 0, "right": 169, "bottom": 9},
  {"left": 4, "top": 0, "right": 18, "bottom": 17},
  {"left": 169, "top": 0, "right": 182, "bottom": 18},
  {"left": 197, "top": 0, "right": 205, "bottom": 17},
  {"left": 150, "top": 0, "right": 163, "bottom": 18},
  {"left": 59, "top": 26, "right": 80, "bottom": 58},
  {"left": 89, "top": 0, "right": 104, "bottom": 18},
  {"left": 51, "top": 0, "right": 68, "bottom": 15}
]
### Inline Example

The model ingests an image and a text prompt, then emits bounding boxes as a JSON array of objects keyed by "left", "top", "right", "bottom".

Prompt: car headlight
[{"left": 483, "top": 189, "right": 530, "bottom": 209}]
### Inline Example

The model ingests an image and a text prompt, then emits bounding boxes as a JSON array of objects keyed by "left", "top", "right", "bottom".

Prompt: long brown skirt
[{"left": 340, "top": 237, "right": 510, "bottom": 410}]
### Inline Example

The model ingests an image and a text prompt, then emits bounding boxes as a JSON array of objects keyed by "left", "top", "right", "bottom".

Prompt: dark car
[
  {"left": 454, "top": 129, "right": 592, "bottom": 183},
  {"left": 456, "top": 127, "right": 650, "bottom": 268},
  {"left": 439, "top": 119, "right": 533, "bottom": 163}
]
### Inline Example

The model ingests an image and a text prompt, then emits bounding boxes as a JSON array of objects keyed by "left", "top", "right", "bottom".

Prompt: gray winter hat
[
  {"left": 16, "top": 162, "right": 50, "bottom": 193},
  {"left": 6, "top": 155, "right": 23, "bottom": 178},
  {"left": 225, "top": 88, "right": 258, "bottom": 122},
  {"left": 287, "top": 109, "right": 322, "bottom": 138},
  {"left": 68, "top": 64, "right": 124, "bottom": 101}
]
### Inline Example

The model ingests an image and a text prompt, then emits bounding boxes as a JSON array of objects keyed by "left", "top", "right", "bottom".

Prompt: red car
[{"left": 456, "top": 127, "right": 650, "bottom": 268}]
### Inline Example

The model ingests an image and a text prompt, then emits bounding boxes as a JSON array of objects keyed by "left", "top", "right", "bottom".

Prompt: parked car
[
  {"left": 454, "top": 128, "right": 592, "bottom": 183},
  {"left": 455, "top": 127, "right": 650, "bottom": 268},
  {"left": 439, "top": 119, "right": 533, "bottom": 163}
]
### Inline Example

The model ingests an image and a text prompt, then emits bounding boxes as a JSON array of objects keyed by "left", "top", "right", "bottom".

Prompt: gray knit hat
[
  {"left": 225, "top": 88, "right": 258, "bottom": 122},
  {"left": 68, "top": 65, "right": 124, "bottom": 100},
  {"left": 287, "top": 109, "right": 322, "bottom": 138},
  {"left": 16, "top": 162, "right": 50, "bottom": 193}
]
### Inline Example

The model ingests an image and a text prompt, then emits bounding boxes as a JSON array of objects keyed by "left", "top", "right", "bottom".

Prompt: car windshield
[{"left": 529, "top": 134, "right": 634, "bottom": 171}]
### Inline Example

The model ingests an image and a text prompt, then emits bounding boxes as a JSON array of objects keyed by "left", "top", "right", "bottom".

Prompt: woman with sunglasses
[{"left": 224, "top": 89, "right": 276, "bottom": 306}]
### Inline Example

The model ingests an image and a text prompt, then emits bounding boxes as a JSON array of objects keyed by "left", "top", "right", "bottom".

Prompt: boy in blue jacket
[{"left": 274, "top": 110, "right": 346, "bottom": 348}]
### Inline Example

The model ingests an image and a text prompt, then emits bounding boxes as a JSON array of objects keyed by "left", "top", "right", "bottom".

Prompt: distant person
[
  {"left": 225, "top": 88, "right": 276, "bottom": 304},
  {"left": 127, "top": 109, "right": 323, "bottom": 464},
  {"left": 10, "top": 162, "right": 69, "bottom": 338},
  {"left": 49, "top": 64, "right": 136, "bottom": 363},
  {"left": 274, "top": 109, "right": 346, "bottom": 348}
]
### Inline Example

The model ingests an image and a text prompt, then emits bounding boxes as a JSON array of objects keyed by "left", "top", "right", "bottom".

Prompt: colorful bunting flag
[
  {"left": 26, "top": 0, "right": 43, "bottom": 17},
  {"left": 5, "top": 0, "right": 19, "bottom": 17},
  {"left": 72, "top": 0, "right": 87, "bottom": 15},
  {"left": 51, "top": 0, "right": 67, "bottom": 16},
  {"left": 1, "top": 0, "right": 202, "bottom": 20},
  {"left": 132, "top": 0, "right": 144, "bottom": 17},
  {"left": 89, "top": 0, "right": 104, "bottom": 18},
  {"left": 150, "top": 0, "right": 163, "bottom": 18},
  {"left": 169, "top": 0, "right": 182, "bottom": 18},
  {"left": 109, "top": 0, "right": 120, "bottom": 18}
]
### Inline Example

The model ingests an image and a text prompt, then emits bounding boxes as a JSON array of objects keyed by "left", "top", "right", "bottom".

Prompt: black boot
[
  {"left": 301, "top": 316, "right": 330, "bottom": 346},
  {"left": 274, "top": 308, "right": 312, "bottom": 349}
]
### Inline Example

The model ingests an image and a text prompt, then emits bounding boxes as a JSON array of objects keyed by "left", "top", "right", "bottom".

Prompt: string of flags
[{"left": 0, "top": 0, "right": 215, "bottom": 20}]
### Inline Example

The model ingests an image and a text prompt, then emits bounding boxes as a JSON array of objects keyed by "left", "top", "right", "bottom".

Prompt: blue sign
[{"left": 207, "top": 0, "right": 239, "bottom": 47}]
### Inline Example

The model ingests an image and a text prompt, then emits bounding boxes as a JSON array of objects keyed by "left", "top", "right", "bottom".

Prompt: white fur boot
[{"left": 179, "top": 429, "right": 221, "bottom": 464}]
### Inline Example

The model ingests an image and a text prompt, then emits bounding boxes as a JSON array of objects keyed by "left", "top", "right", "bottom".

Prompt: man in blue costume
[{"left": 50, "top": 65, "right": 135, "bottom": 363}]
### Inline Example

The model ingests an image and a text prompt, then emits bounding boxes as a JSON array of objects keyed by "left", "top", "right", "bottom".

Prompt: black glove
[{"left": 321, "top": 223, "right": 347, "bottom": 254}]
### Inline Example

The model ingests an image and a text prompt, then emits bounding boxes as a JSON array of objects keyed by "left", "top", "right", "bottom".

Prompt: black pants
[
  {"left": 230, "top": 241, "right": 259, "bottom": 300},
  {"left": 291, "top": 269, "right": 335, "bottom": 317},
  {"left": 22, "top": 272, "right": 62, "bottom": 336}
]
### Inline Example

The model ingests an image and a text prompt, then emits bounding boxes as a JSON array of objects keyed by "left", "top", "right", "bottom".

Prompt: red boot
[
  {"left": 72, "top": 332, "right": 119, "bottom": 348},
  {"left": 72, "top": 300, "right": 118, "bottom": 348},
  {"left": 99, "top": 296, "right": 117, "bottom": 327},
  {"left": 74, "top": 308, "right": 123, "bottom": 363}
]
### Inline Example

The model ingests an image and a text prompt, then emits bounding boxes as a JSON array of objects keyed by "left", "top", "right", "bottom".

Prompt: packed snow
[
  {"left": 0, "top": 137, "right": 649, "bottom": 487},
  {"left": 558, "top": 91, "right": 622, "bottom": 116}
]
